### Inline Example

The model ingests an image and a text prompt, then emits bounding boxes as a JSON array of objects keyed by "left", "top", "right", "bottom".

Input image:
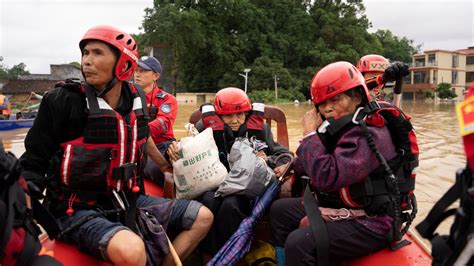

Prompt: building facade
[{"left": 403, "top": 47, "right": 474, "bottom": 101}]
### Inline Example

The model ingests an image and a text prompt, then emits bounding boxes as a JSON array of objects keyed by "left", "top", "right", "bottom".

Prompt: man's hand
[
  {"left": 166, "top": 141, "right": 180, "bottom": 162},
  {"left": 302, "top": 109, "right": 322, "bottom": 136},
  {"left": 382, "top": 61, "right": 409, "bottom": 82}
]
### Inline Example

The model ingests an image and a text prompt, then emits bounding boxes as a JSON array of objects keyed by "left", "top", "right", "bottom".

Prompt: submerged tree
[{"left": 436, "top": 83, "right": 457, "bottom": 99}]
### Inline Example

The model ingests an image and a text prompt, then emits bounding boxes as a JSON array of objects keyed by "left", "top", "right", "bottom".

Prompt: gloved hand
[{"left": 382, "top": 61, "right": 409, "bottom": 82}]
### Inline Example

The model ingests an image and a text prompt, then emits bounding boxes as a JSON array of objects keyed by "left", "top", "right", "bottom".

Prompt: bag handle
[
  {"left": 185, "top": 123, "right": 199, "bottom": 136},
  {"left": 274, "top": 153, "right": 294, "bottom": 185}
]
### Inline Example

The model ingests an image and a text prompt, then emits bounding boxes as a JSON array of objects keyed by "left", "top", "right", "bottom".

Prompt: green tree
[
  {"left": 436, "top": 83, "right": 457, "bottom": 99},
  {"left": 0, "top": 62, "right": 30, "bottom": 80},
  {"left": 140, "top": 0, "right": 417, "bottom": 98},
  {"left": 372, "top": 30, "right": 420, "bottom": 62},
  {"left": 68, "top": 62, "right": 81, "bottom": 69}
]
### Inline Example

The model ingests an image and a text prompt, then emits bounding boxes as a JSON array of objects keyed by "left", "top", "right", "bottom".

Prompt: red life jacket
[
  {"left": 317, "top": 101, "right": 419, "bottom": 238},
  {"left": 58, "top": 84, "right": 149, "bottom": 213},
  {"left": 200, "top": 103, "right": 266, "bottom": 170}
]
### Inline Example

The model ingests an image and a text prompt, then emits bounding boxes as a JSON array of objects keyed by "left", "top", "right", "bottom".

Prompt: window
[
  {"left": 452, "top": 54, "right": 459, "bottom": 68},
  {"left": 467, "top": 56, "right": 474, "bottom": 65},
  {"left": 415, "top": 58, "right": 425, "bottom": 67},
  {"left": 428, "top": 54, "right": 436, "bottom": 64},
  {"left": 452, "top": 71, "right": 458, "bottom": 84},
  {"left": 433, "top": 70, "right": 437, "bottom": 83},
  {"left": 467, "top": 72, "right": 474, "bottom": 83},
  {"left": 414, "top": 72, "right": 427, "bottom": 84}
]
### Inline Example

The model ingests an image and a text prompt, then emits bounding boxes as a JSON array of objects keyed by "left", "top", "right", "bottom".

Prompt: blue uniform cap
[{"left": 138, "top": 56, "right": 162, "bottom": 74}]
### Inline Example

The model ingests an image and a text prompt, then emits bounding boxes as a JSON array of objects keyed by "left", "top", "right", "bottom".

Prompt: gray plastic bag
[{"left": 215, "top": 137, "right": 275, "bottom": 199}]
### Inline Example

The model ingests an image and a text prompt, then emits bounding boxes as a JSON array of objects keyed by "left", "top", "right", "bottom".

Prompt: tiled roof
[{"left": 1, "top": 80, "right": 59, "bottom": 94}]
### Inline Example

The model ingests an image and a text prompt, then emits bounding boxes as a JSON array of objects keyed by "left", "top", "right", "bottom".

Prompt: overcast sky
[{"left": 0, "top": 0, "right": 472, "bottom": 74}]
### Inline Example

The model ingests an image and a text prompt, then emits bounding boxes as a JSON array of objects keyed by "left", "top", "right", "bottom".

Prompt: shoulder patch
[
  {"left": 161, "top": 104, "right": 171, "bottom": 113},
  {"left": 155, "top": 92, "right": 167, "bottom": 99}
]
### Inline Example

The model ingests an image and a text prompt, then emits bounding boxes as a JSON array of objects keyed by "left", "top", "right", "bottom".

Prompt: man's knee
[
  {"left": 193, "top": 206, "right": 213, "bottom": 231},
  {"left": 107, "top": 230, "right": 146, "bottom": 265}
]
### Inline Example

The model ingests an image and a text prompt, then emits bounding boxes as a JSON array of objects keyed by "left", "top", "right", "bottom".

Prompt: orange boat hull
[
  {"left": 344, "top": 231, "right": 432, "bottom": 266},
  {"left": 40, "top": 179, "right": 432, "bottom": 265}
]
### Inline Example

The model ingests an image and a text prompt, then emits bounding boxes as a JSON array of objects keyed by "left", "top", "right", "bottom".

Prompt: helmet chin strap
[{"left": 95, "top": 77, "right": 118, "bottom": 97}]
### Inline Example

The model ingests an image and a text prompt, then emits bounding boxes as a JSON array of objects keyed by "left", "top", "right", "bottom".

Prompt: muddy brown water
[{"left": 1, "top": 101, "right": 463, "bottom": 241}]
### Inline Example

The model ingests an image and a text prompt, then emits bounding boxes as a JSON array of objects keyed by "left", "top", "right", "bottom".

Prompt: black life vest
[
  {"left": 417, "top": 166, "right": 474, "bottom": 265},
  {"left": 56, "top": 83, "right": 149, "bottom": 214},
  {"left": 316, "top": 101, "right": 418, "bottom": 240},
  {"left": 0, "top": 144, "right": 42, "bottom": 266},
  {"left": 200, "top": 103, "right": 266, "bottom": 170}
]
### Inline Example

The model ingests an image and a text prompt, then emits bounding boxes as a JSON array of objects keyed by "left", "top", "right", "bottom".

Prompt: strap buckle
[
  {"left": 364, "top": 100, "right": 382, "bottom": 114},
  {"left": 351, "top": 107, "right": 366, "bottom": 125}
]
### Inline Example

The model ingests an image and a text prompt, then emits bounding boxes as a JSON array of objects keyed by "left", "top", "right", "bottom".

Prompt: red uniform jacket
[{"left": 146, "top": 84, "right": 177, "bottom": 143}]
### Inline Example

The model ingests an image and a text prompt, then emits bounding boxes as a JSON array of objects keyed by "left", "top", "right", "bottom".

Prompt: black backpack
[
  {"left": 416, "top": 166, "right": 474, "bottom": 265},
  {"left": 0, "top": 142, "right": 61, "bottom": 266}
]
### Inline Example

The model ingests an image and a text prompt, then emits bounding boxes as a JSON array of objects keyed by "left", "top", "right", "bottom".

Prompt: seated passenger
[
  {"left": 270, "top": 62, "right": 405, "bottom": 265},
  {"left": 167, "top": 87, "right": 291, "bottom": 254}
]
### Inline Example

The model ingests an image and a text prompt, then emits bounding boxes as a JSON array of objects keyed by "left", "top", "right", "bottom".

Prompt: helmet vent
[
  {"left": 132, "top": 44, "right": 137, "bottom": 51},
  {"left": 348, "top": 68, "right": 354, "bottom": 79},
  {"left": 126, "top": 39, "right": 132, "bottom": 45},
  {"left": 116, "top": 34, "right": 124, "bottom": 40}
]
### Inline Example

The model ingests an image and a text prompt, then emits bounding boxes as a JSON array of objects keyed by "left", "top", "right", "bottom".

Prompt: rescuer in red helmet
[
  {"left": 20, "top": 25, "right": 213, "bottom": 265},
  {"left": 167, "top": 87, "right": 291, "bottom": 255}
]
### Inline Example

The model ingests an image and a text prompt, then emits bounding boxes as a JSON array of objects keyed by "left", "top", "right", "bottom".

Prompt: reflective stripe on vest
[{"left": 59, "top": 84, "right": 148, "bottom": 193}]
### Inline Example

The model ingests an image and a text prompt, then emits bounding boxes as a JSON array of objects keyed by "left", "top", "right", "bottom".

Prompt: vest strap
[{"left": 84, "top": 85, "right": 101, "bottom": 115}]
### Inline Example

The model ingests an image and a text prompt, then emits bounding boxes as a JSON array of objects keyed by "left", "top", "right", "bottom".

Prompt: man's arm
[
  {"left": 148, "top": 95, "right": 178, "bottom": 142},
  {"left": 146, "top": 137, "right": 172, "bottom": 172},
  {"left": 20, "top": 91, "right": 60, "bottom": 191}
]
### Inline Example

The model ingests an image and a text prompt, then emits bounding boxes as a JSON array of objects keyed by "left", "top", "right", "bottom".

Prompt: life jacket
[
  {"left": 56, "top": 82, "right": 149, "bottom": 215},
  {"left": 317, "top": 100, "right": 419, "bottom": 241},
  {"left": 0, "top": 95, "right": 11, "bottom": 116},
  {"left": 417, "top": 166, "right": 474, "bottom": 266},
  {"left": 0, "top": 143, "right": 42, "bottom": 266},
  {"left": 200, "top": 102, "right": 266, "bottom": 170}
]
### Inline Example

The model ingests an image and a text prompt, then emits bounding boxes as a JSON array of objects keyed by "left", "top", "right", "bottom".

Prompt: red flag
[{"left": 457, "top": 83, "right": 474, "bottom": 169}]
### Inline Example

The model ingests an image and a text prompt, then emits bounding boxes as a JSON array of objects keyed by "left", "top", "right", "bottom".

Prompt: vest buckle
[{"left": 112, "top": 163, "right": 137, "bottom": 181}]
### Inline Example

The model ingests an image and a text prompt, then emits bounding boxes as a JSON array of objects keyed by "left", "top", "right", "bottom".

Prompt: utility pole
[
  {"left": 239, "top": 68, "right": 251, "bottom": 93},
  {"left": 274, "top": 75, "right": 279, "bottom": 101}
]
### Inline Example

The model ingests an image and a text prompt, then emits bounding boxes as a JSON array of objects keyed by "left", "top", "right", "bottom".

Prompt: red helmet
[
  {"left": 310, "top": 61, "right": 369, "bottom": 105},
  {"left": 357, "top": 54, "right": 390, "bottom": 74},
  {"left": 213, "top": 87, "right": 252, "bottom": 115},
  {"left": 79, "top": 25, "right": 139, "bottom": 81}
]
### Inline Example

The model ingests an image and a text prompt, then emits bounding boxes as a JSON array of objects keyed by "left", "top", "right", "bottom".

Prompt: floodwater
[{"left": 1, "top": 101, "right": 463, "bottom": 237}]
